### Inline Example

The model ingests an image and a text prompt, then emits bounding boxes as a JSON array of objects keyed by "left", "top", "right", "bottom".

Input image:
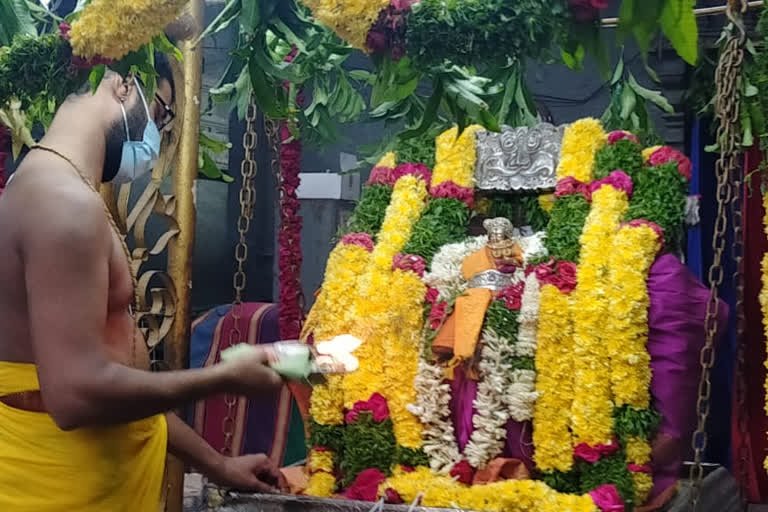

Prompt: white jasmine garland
[{"left": 411, "top": 231, "right": 546, "bottom": 471}]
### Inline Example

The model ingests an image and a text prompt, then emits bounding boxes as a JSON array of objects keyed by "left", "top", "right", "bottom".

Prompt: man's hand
[
  {"left": 219, "top": 345, "right": 283, "bottom": 396},
  {"left": 210, "top": 454, "right": 288, "bottom": 494}
]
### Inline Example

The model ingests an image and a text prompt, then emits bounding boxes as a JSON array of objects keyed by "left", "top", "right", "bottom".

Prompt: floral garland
[
  {"left": 606, "top": 222, "right": 663, "bottom": 504},
  {"left": 70, "top": 0, "right": 190, "bottom": 60},
  {"left": 570, "top": 180, "right": 631, "bottom": 447},
  {"left": 532, "top": 283, "right": 576, "bottom": 472},
  {"left": 277, "top": 121, "right": 303, "bottom": 340},
  {"left": 305, "top": 237, "right": 373, "bottom": 497},
  {"left": 299, "top": 0, "right": 391, "bottom": 51},
  {"left": 555, "top": 117, "right": 606, "bottom": 182},
  {"left": 402, "top": 125, "right": 481, "bottom": 265},
  {"left": 413, "top": 234, "right": 544, "bottom": 473},
  {"left": 763, "top": 187, "right": 768, "bottom": 473},
  {"left": 345, "top": 153, "right": 397, "bottom": 237},
  {"left": 344, "top": 173, "right": 429, "bottom": 411},
  {"left": 379, "top": 466, "right": 607, "bottom": 512}
]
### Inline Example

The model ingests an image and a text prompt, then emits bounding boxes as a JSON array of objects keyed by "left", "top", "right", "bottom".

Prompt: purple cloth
[
  {"left": 449, "top": 366, "right": 477, "bottom": 452},
  {"left": 447, "top": 254, "right": 727, "bottom": 502},
  {"left": 646, "top": 253, "right": 729, "bottom": 500},
  {"left": 450, "top": 367, "right": 535, "bottom": 468}
]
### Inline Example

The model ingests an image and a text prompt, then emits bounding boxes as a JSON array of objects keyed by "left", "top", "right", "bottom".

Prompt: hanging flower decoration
[
  {"left": 277, "top": 121, "right": 304, "bottom": 341},
  {"left": 70, "top": 0, "right": 190, "bottom": 61}
]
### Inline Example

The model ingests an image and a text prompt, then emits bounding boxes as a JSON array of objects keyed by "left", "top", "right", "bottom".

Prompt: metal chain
[
  {"left": 689, "top": 4, "right": 746, "bottom": 507},
  {"left": 222, "top": 99, "right": 259, "bottom": 456}
]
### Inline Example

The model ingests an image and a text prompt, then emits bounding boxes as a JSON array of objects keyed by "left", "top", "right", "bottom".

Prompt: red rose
[
  {"left": 345, "top": 393, "right": 391, "bottom": 424},
  {"left": 589, "top": 484, "right": 625, "bottom": 512},
  {"left": 384, "top": 488, "right": 403, "bottom": 504},
  {"left": 425, "top": 287, "right": 440, "bottom": 305},
  {"left": 429, "top": 301, "right": 449, "bottom": 330},
  {"left": 450, "top": 461, "right": 475, "bottom": 485},
  {"left": 344, "top": 469, "right": 388, "bottom": 502}
]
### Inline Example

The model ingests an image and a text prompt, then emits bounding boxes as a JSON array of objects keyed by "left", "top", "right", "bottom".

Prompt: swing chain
[
  {"left": 222, "top": 99, "right": 260, "bottom": 456},
  {"left": 689, "top": 3, "right": 746, "bottom": 507}
]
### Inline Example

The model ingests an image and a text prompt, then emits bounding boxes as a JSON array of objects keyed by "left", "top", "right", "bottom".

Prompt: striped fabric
[{"left": 188, "top": 303, "right": 304, "bottom": 465}]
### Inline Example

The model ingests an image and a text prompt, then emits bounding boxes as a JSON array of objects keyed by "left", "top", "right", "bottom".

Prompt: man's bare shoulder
[{"left": 13, "top": 156, "right": 110, "bottom": 254}]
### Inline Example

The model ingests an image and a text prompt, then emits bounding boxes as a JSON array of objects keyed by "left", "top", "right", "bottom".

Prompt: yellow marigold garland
[
  {"left": 309, "top": 450, "right": 336, "bottom": 473},
  {"left": 344, "top": 174, "right": 428, "bottom": 409},
  {"left": 532, "top": 284, "right": 576, "bottom": 472},
  {"left": 570, "top": 185, "right": 630, "bottom": 446},
  {"left": 555, "top": 118, "right": 607, "bottom": 182},
  {"left": 607, "top": 224, "right": 662, "bottom": 409},
  {"left": 304, "top": 243, "right": 371, "bottom": 497},
  {"left": 299, "top": 0, "right": 389, "bottom": 50},
  {"left": 432, "top": 125, "right": 483, "bottom": 188},
  {"left": 384, "top": 269, "right": 427, "bottom": 448},
  {"left": 624, "top": 436, "right": 651, "bottom": 464},
  {"left": 376, "top": 151, "right": 397, "bottom": 168},
  {"left": 70, "top": 0, "right": 189, "bottom": 60},
  {"left": 762, "top": 188, "right": 768, "bottom": 473},
  {"left": 306, "top": 470, "right": 337, "bottom": 497},
  {"left": 381, "top": 467, "right": 598, "bottom": 512},
  {"left": 632, "top": 472, "right": 654, "bottom": 505}
]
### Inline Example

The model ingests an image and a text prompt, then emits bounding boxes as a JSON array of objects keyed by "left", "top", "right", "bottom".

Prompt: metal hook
[{"left": 726, "top": 0, "right": 748, "bottom": 43}]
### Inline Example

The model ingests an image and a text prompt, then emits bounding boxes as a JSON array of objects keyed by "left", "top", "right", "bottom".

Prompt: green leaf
[
  {"left": 248, "top": 58, "right": 285, "bottom": 118},
  {"left": 199, "top": 151, "right": 224, "bottom": 180},
  {"left": 398, "top": 79, "right": 443, "bottom": 141},
  {"left": 660, "top": 0, "right": 698, "bottom": 65},
  {"left": 153, "top": 34, "right": 183, "bottom": 61},
  {"left": 240, "top": 0, "right": 261, "bottom": 34},
  {"left": 348, "top": 70, "right": 374, "bottom": 83},
  {"left": 194, "top": 0, "right": 241, "bottom": 45},
  {"left": 0, "top": 0, "right": 36, "bottom": 45},
  {"left": 89, "top": 65, "right": 106, "bottom": 94},
  {"left": 560, "top": 44, "right": 585, "bottom": 70},
  {"left": 620, "top": 84, "right": 636, "bottom": 120},
  {"left": 610, "top": 56, "right": 625, "bottom": 86},
  {"left": 618, "top": 0, "right": 664, "bottom": 54},
  {"left": 627, "top": 72, "right": 674, "bottom": 113},
  {"left": 199, "top": 132, "right": 232, "bottom": 153}
]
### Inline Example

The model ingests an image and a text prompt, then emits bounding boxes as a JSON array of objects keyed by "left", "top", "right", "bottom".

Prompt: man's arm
[
  {"left": 166, "top": 413, "right": 284, "bottom": 493},
  {"left": 23, "top": 189, "right": 280, "bottom": 430}
]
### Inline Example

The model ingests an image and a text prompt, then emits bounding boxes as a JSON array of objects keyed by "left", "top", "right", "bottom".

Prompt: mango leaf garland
[
  {"left": 624, "top": 162, "right": 687, "bottom": 250},
  {"left": 401, "top": 197, "right": 471, "bottom": 266},
  {"left": 594, "top": 139, "right": 644, "bottom": 181},
  {"left": 544, "top": 194, "right": 591, "bottom": 263},
  {"left": 340, "top": 413, "right": 397, "bottom": 487}
]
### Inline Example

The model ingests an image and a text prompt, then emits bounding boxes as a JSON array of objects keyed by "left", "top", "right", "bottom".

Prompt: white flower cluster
[{"left": 411, "top": 231, "right": 547, "bottom": 471}]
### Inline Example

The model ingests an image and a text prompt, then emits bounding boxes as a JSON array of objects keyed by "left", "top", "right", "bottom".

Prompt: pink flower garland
[
  {"left": 589, "top": 484, "right": 625, "bottom": 512},
  {"left": 607, "top": 130, "right": 639, "bottom": 145},
  {"left": 590, "top": 170, "right": 634, "bottom": 198},
  {"left": 0, "top": 124, "right": 8, "bottom": 197},
  {"left": 367, "top": 162, "right": 432, "bottom": 187},
  {"left": 647, "top": 146, "right": 692, "bottom": 181},
  {"left": 429, "top": 180, "right": 474, "bottom": 208},
  {"left": 342, "top": 232, "right": 375, "bottom": 252},
  {"left": 573, "top": 438, "right": 619, "bottom": 463},
  {"left": 528, "top": 259, "right": 578, "bottom": 294},
  {"left": 345, "top": 392, "right": 391, "bottom": 423},
  {"left": 392, "top": 253, "right": 427, "bottom": 277}
]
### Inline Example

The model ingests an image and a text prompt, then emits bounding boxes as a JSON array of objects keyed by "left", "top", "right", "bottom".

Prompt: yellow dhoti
[{"left": 0, "top": 362, "right": 168, "bottom": 511}]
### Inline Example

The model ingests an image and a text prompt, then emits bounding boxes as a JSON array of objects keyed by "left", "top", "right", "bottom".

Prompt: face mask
[{"left": 111, "top": 80, "right": 161, "bottom": 184}]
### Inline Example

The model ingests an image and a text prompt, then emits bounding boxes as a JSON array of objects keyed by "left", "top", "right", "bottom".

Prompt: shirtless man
[{"left": 0, "top": 53, "right": 286, "bottom": 510}]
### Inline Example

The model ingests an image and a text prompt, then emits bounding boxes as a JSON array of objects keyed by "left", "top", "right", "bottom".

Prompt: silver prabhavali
[{"left": 474, "top": 122, "right": 564, "bottom": 192}]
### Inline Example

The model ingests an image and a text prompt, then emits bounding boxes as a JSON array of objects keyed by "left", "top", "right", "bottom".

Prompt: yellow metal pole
[{"left": 165, "top": 0, "right": 204, "bottom": 509}]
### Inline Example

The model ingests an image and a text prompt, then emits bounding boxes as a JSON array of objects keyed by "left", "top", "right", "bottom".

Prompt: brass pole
[{"left": 165, "top": 0, "right": 204, "bottom": 510}]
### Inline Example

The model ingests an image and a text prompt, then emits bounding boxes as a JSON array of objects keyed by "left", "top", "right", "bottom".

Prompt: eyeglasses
[{"left": 154, "top": 93, "right": 176, "bottom": 132}]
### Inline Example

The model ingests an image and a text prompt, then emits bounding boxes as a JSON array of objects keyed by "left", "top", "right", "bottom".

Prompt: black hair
[
  {"left": 153, "top": 51, "right": 175, "bottom": 103},
  {"left": 75, "top": 51, "right": 175, "bottom": 100}
]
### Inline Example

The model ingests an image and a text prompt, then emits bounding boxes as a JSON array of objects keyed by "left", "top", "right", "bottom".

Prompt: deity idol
[{"left": 432, "top": 217, "right": 523, "bottom": 372}]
